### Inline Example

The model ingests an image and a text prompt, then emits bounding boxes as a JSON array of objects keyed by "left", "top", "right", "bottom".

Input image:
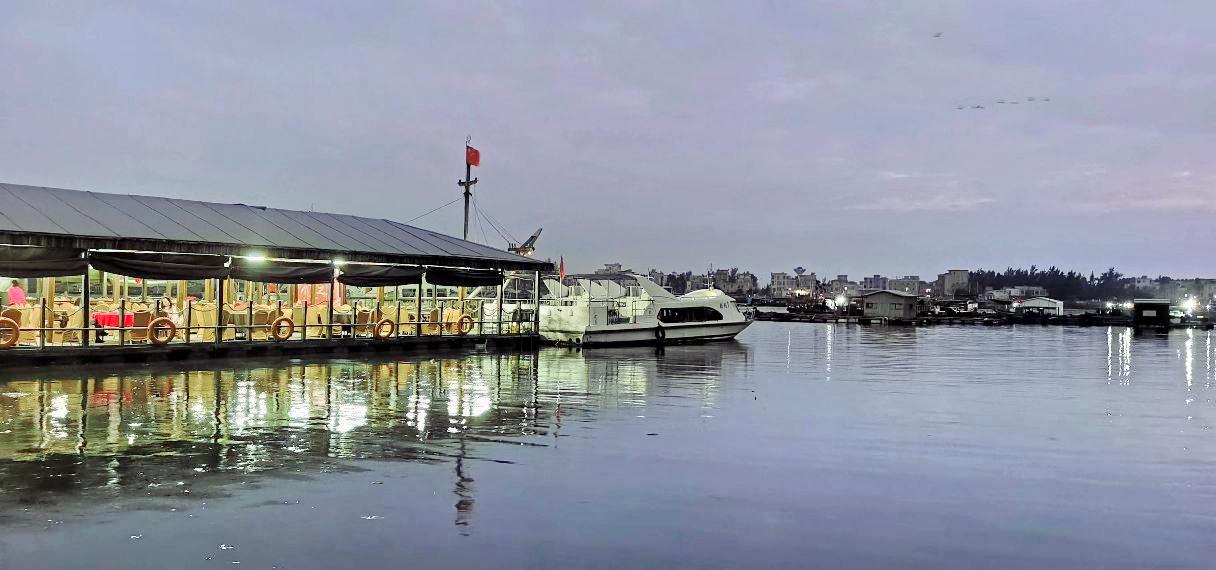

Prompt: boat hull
[{"left": 544, "top": 320, "right": 751, "bottom": 347}]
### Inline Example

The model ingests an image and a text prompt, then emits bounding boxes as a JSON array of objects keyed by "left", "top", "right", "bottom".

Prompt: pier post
[
  {"left": 214, "top": 278, "right": 224, "bottom": 346},
  {"left": 496, "top": 277, "right": 504, "bottom": 335},
  {"left": 416, "top": 275, "right": 423, "bottom": 337},
  {"left": 328, "top": 267, "right": 337, "bottom": 340},
  {"left": 532, "top": 271, "right": 540, "bottom": 335},
  {"left": 81, "top": 264, "right": 90, "bottom": 348}
]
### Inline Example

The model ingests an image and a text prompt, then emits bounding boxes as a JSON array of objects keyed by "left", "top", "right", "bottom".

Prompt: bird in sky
[{"left": 934, "top": 32, "right": 943, "bottom": 38}]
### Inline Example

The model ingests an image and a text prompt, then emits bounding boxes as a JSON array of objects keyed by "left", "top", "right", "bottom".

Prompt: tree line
[{"left": 969, "top": 266, "right": 1156, "bottom": 300}]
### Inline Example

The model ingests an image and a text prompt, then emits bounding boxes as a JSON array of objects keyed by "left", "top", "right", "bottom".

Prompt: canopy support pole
[{"left": 82, "top": 265, "right": 91, "bottom": 348}]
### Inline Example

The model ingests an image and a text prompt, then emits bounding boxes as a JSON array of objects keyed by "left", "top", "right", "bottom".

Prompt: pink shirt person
[{"left": 6, "top": 281, "right": 26, "bottom": 305}]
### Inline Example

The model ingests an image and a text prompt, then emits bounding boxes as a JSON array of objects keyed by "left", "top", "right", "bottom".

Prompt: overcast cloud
[{"left": 1, "top": 1, "right": 1213, "bottom": 279}]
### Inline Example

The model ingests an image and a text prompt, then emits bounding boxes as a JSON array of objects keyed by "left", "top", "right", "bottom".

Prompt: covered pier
[{"left": 0, "top": 182, "right": 551, "bottom": 363}]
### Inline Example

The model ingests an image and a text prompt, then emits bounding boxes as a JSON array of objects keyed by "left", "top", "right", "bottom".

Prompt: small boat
[{"left": 538, "top": 274, "right": 752, "bottom": 346}]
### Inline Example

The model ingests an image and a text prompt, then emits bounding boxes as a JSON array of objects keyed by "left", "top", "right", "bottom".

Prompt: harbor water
[{"left": 1, "top": 323, "right": 1214, "bottom": 568}]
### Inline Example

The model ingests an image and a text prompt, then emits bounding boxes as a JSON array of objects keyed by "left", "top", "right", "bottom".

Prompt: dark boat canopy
[
  {"left": 89, "top": 251, "right": 230, "bottom": 281},
  {"left": 230, "top": 258, "right": 334, "bottom": 284},
  {"left": 0, "top": 182, "right": 550, "bottom": 272},
  {"left": 426, "top": 267, "right": 503, "bottom": 287},
  {"left": 337, "top": 265, "right": 425, "bottom": 287},
  {"left": 0, "top": 246, "right": 88, "bottom": 277}
]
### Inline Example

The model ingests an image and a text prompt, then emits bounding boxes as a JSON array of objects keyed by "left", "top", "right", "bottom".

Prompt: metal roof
[{"left": 0, "top": 182, "right": 550, "bottom": 271}]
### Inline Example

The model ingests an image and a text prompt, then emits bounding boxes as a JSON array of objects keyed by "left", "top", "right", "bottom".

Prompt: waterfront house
[
  {"left": 1017, "top": 297, "right": 1064, "bottom": 316},
  {"left": 857, "top": 290, "right": 920, "bottom": 320}
]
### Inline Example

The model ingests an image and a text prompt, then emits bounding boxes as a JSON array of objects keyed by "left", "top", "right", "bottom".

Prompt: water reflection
[
  {"left": 1107, "top": 326, "right": 1133, "bottom": 385},
  {"left": 0, "top": 343, "right": 749, "bottom": 528}
]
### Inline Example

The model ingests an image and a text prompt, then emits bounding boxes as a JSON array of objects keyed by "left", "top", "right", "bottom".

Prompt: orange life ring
[
  {"left": 148, "top": 317, "right": 176, "bottom": 346},
  {"left": 374, "top": 318, "right": 396, "bottom": 339},
  {"left": 456, "top": 314, "right": 475, "bottom": 336},
  {"left": 271, "top": 316, "right": 294, "bottom": 342},
  {"left": 0, "top": 317, "right": 19, "bottom": 349}
]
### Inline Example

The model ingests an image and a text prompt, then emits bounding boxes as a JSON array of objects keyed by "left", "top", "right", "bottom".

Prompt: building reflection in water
[{"left": 0, "top": 343, "right": 747, "bottom": 528}]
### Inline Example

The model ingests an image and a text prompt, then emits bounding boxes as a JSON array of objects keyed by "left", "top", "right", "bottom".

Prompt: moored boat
[{"left": 538, "top": 274, "right": 752, "bottom": 346}]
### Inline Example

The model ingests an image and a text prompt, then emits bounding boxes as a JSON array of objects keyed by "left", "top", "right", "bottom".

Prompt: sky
[{"left": 1, "top": 1, "right": 1214, "bottom": 281}]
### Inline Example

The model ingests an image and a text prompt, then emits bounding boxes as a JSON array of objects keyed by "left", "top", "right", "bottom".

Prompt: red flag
[
  {"left": 466, "top": 145, "right": 480, "bottom": 167},
  {"left": 558, "top": 256, "right": 566, "bottom": 281}
]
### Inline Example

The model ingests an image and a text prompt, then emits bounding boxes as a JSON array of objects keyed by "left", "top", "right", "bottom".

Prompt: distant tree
[{"left": 970, "top": 265, "right": 1134, "bottom": 301}]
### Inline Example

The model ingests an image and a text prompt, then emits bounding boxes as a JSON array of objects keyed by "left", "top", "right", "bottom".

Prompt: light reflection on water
[
  {"left": 0, "top": 345, "right": 744, "bottom": 514},
  {"left": 2, "top": 324, "right": 1216, "bottom": 568}
]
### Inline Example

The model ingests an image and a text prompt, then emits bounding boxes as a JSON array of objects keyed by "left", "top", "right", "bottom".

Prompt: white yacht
[{"left": 538, "top": 274, "right": 752, "bottom": 346}]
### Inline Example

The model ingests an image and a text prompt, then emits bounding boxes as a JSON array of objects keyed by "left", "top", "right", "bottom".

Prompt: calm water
[{"left": 1, "top": 323, "right": 1214, "bottom": 568}]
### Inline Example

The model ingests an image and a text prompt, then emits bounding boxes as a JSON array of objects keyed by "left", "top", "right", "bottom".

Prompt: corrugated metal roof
[{"left": 0, "top": 183, "right": 550, "bottom": 271}]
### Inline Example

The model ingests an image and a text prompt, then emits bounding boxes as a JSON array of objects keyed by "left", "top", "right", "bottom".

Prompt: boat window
[{"left": 657, "top": 306, "right": 723, "bottom": 323}]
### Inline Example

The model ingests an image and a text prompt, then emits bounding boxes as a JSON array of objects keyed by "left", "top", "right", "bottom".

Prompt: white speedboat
[{"left": 538, "top": 274, "right": 752, "bottom": 346}]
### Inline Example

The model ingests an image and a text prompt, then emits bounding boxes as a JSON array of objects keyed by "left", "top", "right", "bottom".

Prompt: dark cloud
[{"left": 1, "top": 1, "right": 1213, "bottom": 278}]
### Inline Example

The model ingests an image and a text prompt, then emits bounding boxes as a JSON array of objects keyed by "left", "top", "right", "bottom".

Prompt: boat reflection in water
[{"left": 0, "top": 343, "right": 749, "bottom": 526}]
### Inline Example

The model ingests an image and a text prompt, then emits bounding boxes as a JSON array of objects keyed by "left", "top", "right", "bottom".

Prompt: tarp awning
[
  {"left": 89, "top": 252, "right": 230, "bottom": 280},
  {"left": 426, "top": 268, "right": 503, "bottom": 287},
  {"left": 0, "top": 246, "right": 88, "bottom": 277},
  {"left": 337, "top": 265, "right": 424, "bottom": 287},
  {"left": 230, "top": 259, "right": 333, "bottom": 284}
]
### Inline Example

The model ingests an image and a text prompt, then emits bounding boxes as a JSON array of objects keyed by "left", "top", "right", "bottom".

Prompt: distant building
[
  {"left": 857, "top": 290, "right": 920, "bottom": 320},
  {"left": 710, "top": 268, "right": 757, "bottom": 295},
  {"left": 1174, "top": 278, "right": 1216, "bottom": 302},
  {"left": 862, "top": 275, "right": 889, "bottom": 290},
  {"left": 647, "top": 270, "right": 667, "bottom": 287},
  {"left": 1018, "top": 297, "right": 1064, "bottom": 316},
  {"left": 828, "top": 275, "right": 860, "bottom": 297},
  {"left": 770, "top": 272, "right": 794, "bottom": 298},
  {"left": 688, "top": 273, "right": 710, "bottom": 291},
  {"left": 986, "top": 285, "right": 1048, "bottom": 301},
  {"left": 934, "top": 269, "right": 970, "bottom": 298},
  {"left": 595, "top": 263, "right": 632, "bottom": 274},
  {"left": 1133, "top": 276, "right": 1156, "bottom": 294},
  {"left": 887, "top": 275, "right": 925, "bottom": 295},
  {"left": 794, "top": 272, "right": 817, "bottom": 293}
]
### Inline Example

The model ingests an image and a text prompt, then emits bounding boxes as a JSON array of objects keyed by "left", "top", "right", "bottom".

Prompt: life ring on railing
[
  {"left": 0, "top": 318, "right": 19, "bottom": 349},
  {"left": 654, "top": 326, "right": 666, "bottom": 342},
  {"left": 148, "top": 317, "right": 176, "bottom": 346},
  {"left": 456, "top": 314, "right": 475, "bottom": 336},
  {"left": 270, "top": 316, "right": 294, "bottom": 342},
  {"left": 374, "top": 318, "right": 396, "bottom": 339}
]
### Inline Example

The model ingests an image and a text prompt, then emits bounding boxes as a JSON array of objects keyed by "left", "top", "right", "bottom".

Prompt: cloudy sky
[{"left": 2, "top": 2, "right": 1213, "bottom": 279}]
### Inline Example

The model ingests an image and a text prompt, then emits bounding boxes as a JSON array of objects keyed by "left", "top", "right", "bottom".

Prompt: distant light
[
  {"left": 1182, "top": 298, "right": 1199, "bottom": 313},
  {"left": 1121, "top": 302, "right": 1133, "bottom": 310},
  {"left": 1105, "top": 302, "right": 1114, "bottom": 309},
  {"left": 834, "top": 295, "right": 847, "bottom": 306},
  {"left": 333, "top": 259, "right": 346, "bottom": 266},
  {"left": 245, "top": 255, "right": 267, "bottom": 263}
]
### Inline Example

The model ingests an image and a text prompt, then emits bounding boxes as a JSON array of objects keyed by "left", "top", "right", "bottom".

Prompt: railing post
[
  {"left": 185, "top": 299, "right": 193, "bottom": 344},
  {"left": 119, "top": 298, "right": 127, "bottom": 346},
  {"left": 396, "top": 301, "right": 402, "bottom": 338},
  {"left": 302, "top": 301, "right": 309, "bottom": 341}
]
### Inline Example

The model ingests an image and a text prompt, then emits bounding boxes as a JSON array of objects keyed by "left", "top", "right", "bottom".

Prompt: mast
[{"left": 458, "top": 137, "right": 479, "bottom": 241}]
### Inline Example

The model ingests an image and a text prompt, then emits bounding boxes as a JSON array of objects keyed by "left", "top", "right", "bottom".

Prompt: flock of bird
[
  {"left": 932, "top": 32, "right": 1053, "bottom": 111},
  {"left": 956, "top": 97, "right": 1051, "bottom": 111}
]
